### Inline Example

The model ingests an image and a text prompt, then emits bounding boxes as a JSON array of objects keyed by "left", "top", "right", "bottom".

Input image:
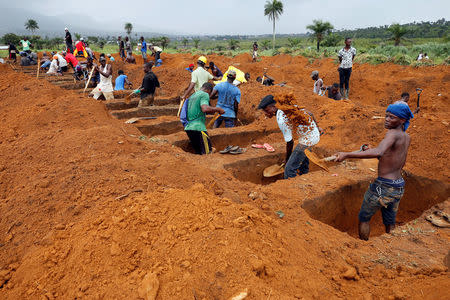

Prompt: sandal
[
  {"left": 263, "top": 143, "right": 275, "bottom": 152},
  {"left": 251, "top": 144, "right": 264, "bottom": 149},
  {"left": 220, "top": 145, "right": 234, "bottom": 154},
  {"left": 229, "top": 147, "right": 246, "bottom": 155}
]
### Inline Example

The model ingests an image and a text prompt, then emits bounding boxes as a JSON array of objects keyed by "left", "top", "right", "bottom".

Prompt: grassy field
[{"left": 2, "top": 37, "right": 448, "bottom": 66}]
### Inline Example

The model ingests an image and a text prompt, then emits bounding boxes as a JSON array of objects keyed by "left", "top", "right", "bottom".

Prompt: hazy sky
[{"left": 2, "top": 0, "right": 449, "bottom": 35}]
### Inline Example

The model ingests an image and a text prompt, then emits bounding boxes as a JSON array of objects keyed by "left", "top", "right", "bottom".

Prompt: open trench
[{"left": 14, "top": 64, "right": 450, "bottom": 240}]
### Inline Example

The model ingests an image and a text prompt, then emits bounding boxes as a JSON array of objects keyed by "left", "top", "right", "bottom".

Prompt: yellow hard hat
[{"left": 198, "top": 56, "right": 207, "bottom": 64}]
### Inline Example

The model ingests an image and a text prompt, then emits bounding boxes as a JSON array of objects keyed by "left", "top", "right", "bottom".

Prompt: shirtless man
[
  {"left": 334, "top": 103, "right": 413, "bottom": 240},
  {"left": 395, "top": 92, "right": 419, "bottom": 114}
]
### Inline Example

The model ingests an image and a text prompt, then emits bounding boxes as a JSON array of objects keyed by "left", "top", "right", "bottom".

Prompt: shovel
[
  {"left": 125, "top": 117, "right": 157, "bottom": 124},
  {"left": 124, "top": 91, "right": 135, "bottom": 104},
  {"left": 36, "top": 58, "right": 40, "bottom": 78},
  {"left": 304, "top": 149, "right": 333, "bottom": 172},
  {"left": 177, "top": 98, "right": 185, "bottom": 117},
  {"left": 263, "top": 163, "right": 285, "bottom": 177},
  {"left": 416, "top": 88, "right": 422, "bottom": 112}
]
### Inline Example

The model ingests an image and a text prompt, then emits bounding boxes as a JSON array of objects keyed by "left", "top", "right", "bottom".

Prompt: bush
[
  {"left": 391, "top": 54, "right": 412, "bottom": 65},
  {"left": 2, "top": 33, "right": 21, "bottom": 45},
  {"left": 322, "top": 33, "right": 342, "bottom": 47},
  {"left": 354, "top": 53, "right": 390, "bottom": 65}
]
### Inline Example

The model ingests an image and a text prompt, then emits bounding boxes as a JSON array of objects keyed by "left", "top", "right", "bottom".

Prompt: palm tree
[
  {"left": 306, "top": 20, "right": 334, "bottom": 51},
  {"left": 24, "top": 19, "right": 39, "bottom": 34},
  {"left": 228, "top": 39, "right": 240, "bottom": 50},
  {"left": 159, "top": 36, "right": 170, "bottom": 50},
  {"left": 261, "top": 40, "right": 271, "bottom": 50},
  {"left": 182, "top": 38, "right": 189, "bottom": 48},
  {"left": 124, "top": 23, "right": 133, "bottom": 36},
  {"left": 193, "top": 38, "right": 200, "bottom": 49},
  {"left": 264, "top": 0, "right": 284, "bottom": 51},
  {"left": 387, "top": 23, "right": 408, "bottom": 46}
]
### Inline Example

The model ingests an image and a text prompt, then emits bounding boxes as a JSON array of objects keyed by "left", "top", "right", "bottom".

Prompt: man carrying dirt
[
  {"left": 182, "top": 56, "right": 221, "bottom": 100},
  {"left": 89, "top": 57, "right": 114, "bottom": 100},
  {"left": 333, "top": 102, "right": 413, "bottom": 240},
  {"left": 210, "top": 70, "right": 241, "bottom": 128},
  {"left": 134, "top": 62, "right": 160, "bottom": 107},
  {"left": 184, "top": 82, "right": 225, "bottom": 155},
  {"left": 258, "top": 95, "right": 323, "bottom": 179},
  {"left": 338, "top": 38, "right": 356, "bottom": 100}
]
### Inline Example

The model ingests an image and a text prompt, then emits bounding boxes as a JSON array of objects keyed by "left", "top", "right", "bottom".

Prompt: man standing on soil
[
  {"left": 333, "top": 102, "right": 413, "bottom": 240},
  {"left": 184, "top": 82, "right": 225, "bottom": 155},
  {"left": 338, "top": 38, "right": 356, "bottom": 100},
  {"left": 252, "top": 42, "right": 258, "bottom": 63},
  {"left": 89, "top": 57, "right": 114, "bottom": 100},
  {"left": 182, "top": 56, "right": 221, "bottom": 100},
  {"left": 210, "top": 70, "right": 241, "bottom": 128},
  {"left": 8, "top": 43, "right": 17, "bottom": 63},
  {"left": 140, "top": 36, "right": 147, "bottom": 62},
  {"left": 65, "top": 28, "right": 73, "bottom": 53},
  {"left": 118, "top": 36, "right": 125, "bottom": 61},
  {"left": 134, "top": 62, "right": 160, "bottom": 107},
  {"left": 258, "top": 95, "right": 323, "bottom": 179}
]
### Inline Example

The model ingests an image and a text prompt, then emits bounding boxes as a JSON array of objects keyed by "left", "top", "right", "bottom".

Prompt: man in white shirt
[
  {"left": 258, "top": 95, "right": 323, "bottom": 179},
  {"left": 338, "top": 38, "right": 356, "bottom": 100}
]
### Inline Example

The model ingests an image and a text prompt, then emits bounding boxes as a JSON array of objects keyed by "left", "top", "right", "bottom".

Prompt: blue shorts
[{"left": 358, "top": 177, "right": 405, "bottom": 225}]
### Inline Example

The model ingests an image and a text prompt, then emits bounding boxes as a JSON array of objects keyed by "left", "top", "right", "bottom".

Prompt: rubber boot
[
  {"left": 345, "top": 89, "right": 349, "bottom": 100},
  {"left": 340, "top": 88, "right": 344, "bottom": 99}
]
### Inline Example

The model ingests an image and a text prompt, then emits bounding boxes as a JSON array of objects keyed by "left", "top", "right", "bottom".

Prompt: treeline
[{"left": 336, "top": 19, "right": 449, "bottom": 39}]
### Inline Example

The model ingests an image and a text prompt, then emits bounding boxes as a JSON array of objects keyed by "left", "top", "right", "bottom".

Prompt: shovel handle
[
  {"left": 83, "top": 67, "right": 95, "bottom": 93},
  {"left": 177, "top": 98, "right": 185, "bottom": 117},
  {"left": 207, "top": 112, "right": 220, "bottom": 129}
]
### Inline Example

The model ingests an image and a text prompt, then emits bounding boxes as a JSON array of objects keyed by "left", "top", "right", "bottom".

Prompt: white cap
[
  {"left": 80, "top": 37, "right": 84, "bottom": 41},
  {"left": 65, "top": 27, "right": 68, "bottom": 31}
]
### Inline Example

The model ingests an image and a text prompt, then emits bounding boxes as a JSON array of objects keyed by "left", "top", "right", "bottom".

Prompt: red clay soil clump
[{"left": 0, "top": 53, "right": 449, "bottom": 299}]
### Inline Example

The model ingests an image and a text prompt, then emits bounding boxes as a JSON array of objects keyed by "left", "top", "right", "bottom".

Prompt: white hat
[
  {"left": 80, "top": 37, "right": 84, "bottom": 41},
  {"left": 65, "top": 27, "right": 68, "bottom": 31}
]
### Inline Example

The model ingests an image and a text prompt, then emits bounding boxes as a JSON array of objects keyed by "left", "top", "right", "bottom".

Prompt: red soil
[{"left": 0, "top": 52, "right": 449, "bottom": 299}]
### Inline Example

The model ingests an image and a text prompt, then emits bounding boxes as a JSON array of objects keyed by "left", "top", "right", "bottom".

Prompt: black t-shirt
[
  {"left": 141, "top": 71, "right": 160, "bottom": 98},
  {"left": 65, "top": 32, "right": 72, "bottom": 44},
  {"left": 119, "top": 41, "right": 125, "bottom": 49},
  {"left": 327, "top": 87, "right": 342, "bottom": 100}
]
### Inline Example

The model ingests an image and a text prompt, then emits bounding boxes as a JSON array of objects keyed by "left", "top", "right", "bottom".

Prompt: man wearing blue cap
[{"left": 334, "top": 103, "right": 413, "bottom": 240}]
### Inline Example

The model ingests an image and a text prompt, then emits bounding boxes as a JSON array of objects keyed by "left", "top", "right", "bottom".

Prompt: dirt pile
[{"left": 0, "top": 54, "right": 449, "bottom": 299}]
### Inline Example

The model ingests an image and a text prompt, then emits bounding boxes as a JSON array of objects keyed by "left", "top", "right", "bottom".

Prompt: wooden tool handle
[
  {"left": 83, "top": 67, "right": 95, "bottom": 93},
  {"left": 207, "top": 112, "right": 220, "bottom": 129},
  {"left": 36, "top": 58, "right": 40, "bottom": 78},
  {"left": 177, "top": 99, "right": 185, "bottom": 117}
]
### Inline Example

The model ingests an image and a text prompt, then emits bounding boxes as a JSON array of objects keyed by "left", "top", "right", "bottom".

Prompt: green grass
[{"left": 2, "top": 37, "right": 448, "bottom": 66}]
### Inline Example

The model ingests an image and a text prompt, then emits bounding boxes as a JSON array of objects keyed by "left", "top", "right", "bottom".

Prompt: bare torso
[{"left": 378, "top": 130, "right": 410, "bottom": 179}]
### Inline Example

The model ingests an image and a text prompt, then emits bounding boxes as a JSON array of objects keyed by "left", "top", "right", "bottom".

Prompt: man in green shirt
[
  {"left": 185, "top": 82, "right": 224, "bottom": 155},
  {"left": 19, "top": 38, "right": 31, "bottom": 53}
]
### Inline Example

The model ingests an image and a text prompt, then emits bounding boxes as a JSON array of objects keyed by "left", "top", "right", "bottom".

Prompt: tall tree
[
  {"left": 124, "top": 23, "right": 133, "bottom": 36},
  {"left": 182, "top": 38, "right": 189, "bottom": 48},
  {"left": 387, "top": 23, "right": 408, "bottom": 46},
  {"left": 264, "top": 0, "right": 284, "bottom": 51},
  {"left": 24, "top": 19, "right": 39, "bottom": 34},
  {"left": 159, "top": 36, "right": 170, "bottom": 50},
  {"left": 193, "top": 38, "right": 200, "bottom": 49},
  {"left": 306, "top": 20, "right": 334, "bottom": 51}
]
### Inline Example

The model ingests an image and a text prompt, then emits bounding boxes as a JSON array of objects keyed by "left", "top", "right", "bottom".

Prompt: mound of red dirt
[{"left": 0, "top": 53, "right": 449, "bottom": 299}]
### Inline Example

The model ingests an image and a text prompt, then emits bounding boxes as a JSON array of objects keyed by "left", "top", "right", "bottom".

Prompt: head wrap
[
  {"left": 258, "top": 95, "right": 276, "bottom": 109},
  {"left": 386, "top": 103, "right": 414, "bottom": 131}
]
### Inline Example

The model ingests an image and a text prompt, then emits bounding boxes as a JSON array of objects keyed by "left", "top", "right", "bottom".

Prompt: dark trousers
[
  {"left": 155, "top": 51, "right": 161, "bottom": 61},
  {"left": 66, "top": 43, "right": 73, "bottom": 53},
  {"left": 284, "top": 144, "right": 310, "bottom": 179},
  {"left": 339, "top": 67, "right": 352, "bottom": 90},
  {"left": 214, "top": 116, "right": 235, "bottom": 128},
  {"left": 186, "top": 130, "right": 212, "bottom": 155}
]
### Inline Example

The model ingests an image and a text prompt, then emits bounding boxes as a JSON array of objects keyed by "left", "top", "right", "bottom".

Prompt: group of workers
[
  {"left": 117, "top": 36, "right": 163, "bottom": 65},
  {"left": 7, "top": 33, "right": 417, "bottom": 241}
]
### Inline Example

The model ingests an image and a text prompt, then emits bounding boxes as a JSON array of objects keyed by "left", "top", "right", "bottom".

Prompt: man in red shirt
[
  {"left": 74, "top": 38, "right": 88, "bottom": 58},
  {"left": 63, "top": 51, "right": 83, "bottom": 80}
]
